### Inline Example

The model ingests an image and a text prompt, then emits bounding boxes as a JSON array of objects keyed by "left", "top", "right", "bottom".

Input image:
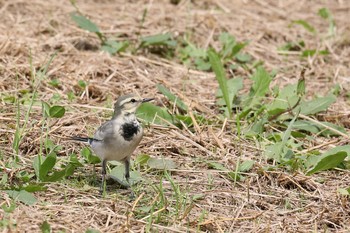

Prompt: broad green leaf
[
  {"left": 244, "top": 67, "right": 272, "bottom": 108},
  {"left": 319, "top": 122, "right": 347, "bottom": 137},
  {"left": 338, "top": 187, "right": 350, "bottom": 195},
  {"left": 219, "top": 32, "right": 236, "bottom": 59},
  {"left": 39, "top": 153, "right": 57, "bottom": 181},
  {"left": 81, "top": 147, "right": 101, "bottom": 164},
  {"left": 208, "top": 49, "right": 231, "bottom": 117},
  {"left": 49, "top": 106, "right": 65, "bottom": 118},
  {"left": 137, "top": 102, "right": 174, "bottom": 126},
  {"left": 194, "top": 58, "right": 211, "bottom": 71},
  {"left": 40, "top": 221, "right": 51, "bottom": 233},
  {"left": 140, "top": 33, "right": 176, "bottom": 47},
  {"left": 307, "top": 151, "right": 347, "bottom": 175},
  {"left": 267, "top": 84, "right": 299, "bottom": 116},
  {"left": 147, "top": 158, "right": 176, "bottom": 170},
  {"left": 208, "top": 162, "right": 227, "bottom": 171},
  {"left": 250, "top": 67, "right": 272, "bottom": 97},
  {"left": 291, "top": 20, "right": 316, "bottom": 34},
  {"left": 265, "top": 113, "right": 298, "bottom": 162},
  {"left": 292, "top": 120, "right": 320, "bottom": 134},
  {"left": 101, "top": 40, "right": 129, "bottom": 54},
  {"left": 135, "top": 154, "right": 150, "bottom": 165},
  {"left": 239, "top": 160, "right": 254, "bottom": 172},
  {"left": 5, "top": 190, "right": 37, "bottom": 205},
  {"left": 292, "top": 120, "right": 346, "bottom": 137},
  {"left": 298, "top": 94, "right": 336, "bottom": 115},
  {"left": 24, "top": 184, "right": 47, "bottom": 192},
  {"left": 235, "top": 53, "right": 251, "bottom": 63},
  {"left": 216, "top": 78, "right": 243, "bottom": 108},
  {"left": 110, "top": 165, "right": 142, "bottom": 185},
  {"left": 1, "top": 201, "right": 16, "bottom": 213},
  {"left": 264, "top": 142, "right": 290, "bottom": 162},
  {"left": 45, "top": 169, "right": 66, "bottom": 182},
  {"left": 157, "top": 84, "right": 188, "bottom": 111},
  {"left": 69, "top": 153, "right": 84, "bottom": 167},
  {"left": 70, "top": 12, "right": 100, "bottom": 33}
]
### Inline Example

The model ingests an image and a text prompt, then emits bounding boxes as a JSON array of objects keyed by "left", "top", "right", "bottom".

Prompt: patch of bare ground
[{"left": 1, "top": 0, "right": 350, "bottom": 232}]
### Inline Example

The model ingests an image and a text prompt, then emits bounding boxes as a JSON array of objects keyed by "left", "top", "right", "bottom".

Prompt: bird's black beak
[{"left": 142, "top": 98, "right": 154, "bottom": 103}]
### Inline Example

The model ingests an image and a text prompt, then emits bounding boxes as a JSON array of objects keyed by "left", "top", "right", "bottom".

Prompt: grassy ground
[{"left": 1, "top": 0, "right": 350, "bottom": 232}]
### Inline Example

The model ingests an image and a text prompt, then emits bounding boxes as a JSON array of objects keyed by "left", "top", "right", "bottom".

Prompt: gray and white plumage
[{"left": 71, "top": 94, "right": 153, "bottom": 192}]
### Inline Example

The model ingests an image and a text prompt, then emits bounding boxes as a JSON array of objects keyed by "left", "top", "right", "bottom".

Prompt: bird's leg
[
  {"left": 124, "top": 158, "right": 130, "bottom": 185},
  {"left": 124, "top": 158, "right": 135, "bottom": 199},
  {"left": 100, "top": 159, "right": 107, "bottom": 194}
]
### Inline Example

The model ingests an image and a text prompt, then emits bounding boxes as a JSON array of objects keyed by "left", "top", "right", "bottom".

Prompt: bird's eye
[{"left": 130, "top": 98, "right": 136, "bottom": 103}]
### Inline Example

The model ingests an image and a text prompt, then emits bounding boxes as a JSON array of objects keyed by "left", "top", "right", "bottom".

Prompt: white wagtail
[{"left": 71, "top": 94, "right": 154, "bottom": 193}]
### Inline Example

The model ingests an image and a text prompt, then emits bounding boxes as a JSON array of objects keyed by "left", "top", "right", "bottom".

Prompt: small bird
[{"left": 71, "top": 94, "right": 154, "bottom": 193}]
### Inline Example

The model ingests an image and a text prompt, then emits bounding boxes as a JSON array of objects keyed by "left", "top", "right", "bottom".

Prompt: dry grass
[{"left": 1, "top": 0, "right": 350, "bottom": 232}]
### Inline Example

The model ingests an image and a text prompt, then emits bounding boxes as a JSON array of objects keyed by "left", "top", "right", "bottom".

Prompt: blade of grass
[{"left": 208, "top": 49, "right": 232, "bottom": 117}]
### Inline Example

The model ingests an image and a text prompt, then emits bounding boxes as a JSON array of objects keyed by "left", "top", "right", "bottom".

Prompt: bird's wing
[{"left": 93, "top": 120, "right": 115, "bottom": 141}]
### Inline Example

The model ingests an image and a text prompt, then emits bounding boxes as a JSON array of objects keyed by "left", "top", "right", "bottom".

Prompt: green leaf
[
  {"left": 267, "top": 84, "right": 299, "bottom": 116},
  {"left": 39, "top": 153, "right": 57, "bottom": 181},
  {"left": 78, "top": 80, "right": 87, "bottom": 89},
  {"left": 1, "top": 201, "right": 16, "bottom": 213},
  {"left": 250, "top": 67, "right": 272, "bottom": 97},
  {"left": 49, "top": 106, "right": 65, "bottom": 118},
  {"left": 81, "top": 147, "right": 101, "bottom": 164},
  {"left": 208, "top": 49, "right": 231, "bottom": 117},
  {"left": 110, "top": 165, "right": 142, "bottom": 185},
  {"left": 157, "top": 84, "right": 188, "bottom": 111},
  {"left": 137, "top": 102, "right": 174, "bottom": 126},
  {"left": 33, "top": 156, "right": 40, "bottom": 178},
  {"left": 307, "top": 150, "right": 347, "bottom": 175},
  {"left": 291, "top": 20, "right": 316, "bottom": 34},
  {"left": 235, "top": 53, "right": 251, "bottom": 63},
  {"left": 338, "top": 187, "right": 350, "bottom": 195},
  {"left": 302, "top": 49, "right": 316, "bottom": 57},
  {"left": 239, "top": 160, "right": 254, "bottom": 172},
  {"left": 45, "top": 169, "right": 66, "bottom": 182},
  {"left": 319, "top": 122, "right": 347, "bottom": 137},
  {"left": 101, "top": 40, "right": 129, "bottom": 54},
  {"left": 298, "top": 94, "right": 336, "bottom": 115},
  {"left": 69, "top": 153, "right": 84, "bottom": 167},
  {"left": 70, "top": 12, "right": 100, "bottom": 33},
  {"left": 5, "top": 190, "right": 37, "bottom": 205},
  {"left": 140, "top": 33, "right": 176, "bottom": 47},
  {"left": 85, "top": 229, "right": 101, "bottom": 233},
  {"left": 40, "top": 220, "right": 51, "bottom": 233},
  {"left": 216, "top": 78, "right": 243, "bottom": 108},
  {"left": 292, "top": 120, "right": 320, "bottom": 134},
  {"left": 194, "top": 58, "right": 211, "bottom": 71},
  {"left": 135, "top": 154, "right": 150, "bottom": 165},
  {"left": 245, "top": 66, "right": 272, "bottom": 109},
  {"left": 297, "top": 76, "right": 305, "bottom": 96},
  {"left": 318, "top": 8, "right": 330, "bottom": 19},
  {"left": 24, "top": 184, "right": 47, "bottom": 192},
  {"left": 41, "top": 101, "right": 50, "bottom": 118},
  {"left": 208, "top": 162, "right": 227, "bottom": 171},
  {"left": 147, "top": 158, "right": 177, "bottom": 170}
]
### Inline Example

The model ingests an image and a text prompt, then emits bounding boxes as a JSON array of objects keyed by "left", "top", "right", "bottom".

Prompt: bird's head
[{"left": 113, "top": 94, "right": 154, "bottom": 118}]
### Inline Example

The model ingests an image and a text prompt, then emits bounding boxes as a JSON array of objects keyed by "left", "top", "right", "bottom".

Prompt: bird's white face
[
  {"left": 119, "top": 96, "right": 143, "bottom": 114},
  {"left": 114, "top": 94, "right": 154, "bottom": 116}
]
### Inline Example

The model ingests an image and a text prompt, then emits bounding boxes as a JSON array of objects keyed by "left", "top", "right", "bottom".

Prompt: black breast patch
[{"left": 120, "top": 122, "right": 140, "bottom": 141}]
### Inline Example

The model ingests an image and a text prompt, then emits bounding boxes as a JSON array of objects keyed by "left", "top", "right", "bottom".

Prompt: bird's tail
[{"left": 70, "top": 136, "right": 94, "bottom": 144}]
